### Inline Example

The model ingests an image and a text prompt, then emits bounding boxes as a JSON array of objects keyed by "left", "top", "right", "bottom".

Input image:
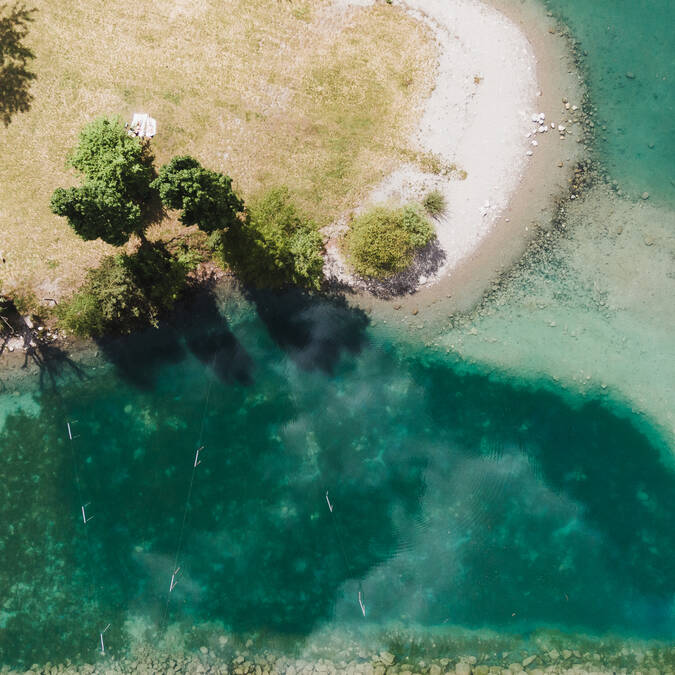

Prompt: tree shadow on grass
[
  {"left": 0, "top": 4, "right": 37, "bottom": 126},
  {"left": 246, "top": 288, "right": 370, "bottom": 374}
]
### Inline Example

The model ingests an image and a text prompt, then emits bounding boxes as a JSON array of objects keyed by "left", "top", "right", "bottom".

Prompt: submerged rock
[{"left": 379, "top": 652, "right": 395, "bottom": 666}]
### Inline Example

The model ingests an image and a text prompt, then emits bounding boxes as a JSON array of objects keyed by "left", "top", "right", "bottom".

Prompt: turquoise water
[
  {"left": 2, "top": 0, "right": 675, "bottom": 670},
  {"left": 544, "top": 0, "right": 675, "bottom": 204},
  {"left": 0, "top": 289, "right": 674, "bottom": 667}
]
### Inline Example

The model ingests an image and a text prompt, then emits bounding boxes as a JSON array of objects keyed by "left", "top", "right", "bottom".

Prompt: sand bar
[{"left": 331, "top": 0, "right": 585, "bottom": 312}]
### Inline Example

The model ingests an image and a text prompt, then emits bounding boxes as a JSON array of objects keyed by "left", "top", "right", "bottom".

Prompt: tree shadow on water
[
  {"left": 0, "top": 4, "right": 37, "bottom": 126},
  {"left": 246, "top": 288, "right": 370, "bottom": 373},
  {"left": 94, "top": 289, "right": 253, "bottom": 390},
  {"left": 178, "top": 291, "right": 253, "bottom": 386}
]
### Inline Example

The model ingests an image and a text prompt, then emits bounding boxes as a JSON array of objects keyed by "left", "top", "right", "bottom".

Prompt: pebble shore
[{"left": 5, "top": 642, "right": 674, "bottom": 675}]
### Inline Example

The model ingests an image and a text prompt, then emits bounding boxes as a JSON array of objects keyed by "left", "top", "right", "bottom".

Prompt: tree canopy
[
  {"left": 152, "top": 155, "right": 243, "bottom": 233},
  {"left": 50, "top": 116, "right": 156, "bottom": 246},
  {"left": 68, "top": 116, "right": 154, "bottom": 200},
  {"left": 58, "top": 242, "right": 193, "bottom": 336}
]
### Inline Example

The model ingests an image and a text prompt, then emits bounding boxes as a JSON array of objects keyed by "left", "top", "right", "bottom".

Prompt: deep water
[{"left": 0, "top": 289, "right": 674, "bottom": 667}]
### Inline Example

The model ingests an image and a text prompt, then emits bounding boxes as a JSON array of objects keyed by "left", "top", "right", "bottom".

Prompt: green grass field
[{"left": 0, "top": 0, "right": 434, "bottom": 304}]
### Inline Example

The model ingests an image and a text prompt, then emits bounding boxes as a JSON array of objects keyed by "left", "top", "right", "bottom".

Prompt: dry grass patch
[{"left": 0, "top": 0, "right": 435, "bottom": 304}]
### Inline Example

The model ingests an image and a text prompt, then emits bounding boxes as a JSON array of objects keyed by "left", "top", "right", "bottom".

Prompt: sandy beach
[{"left": 328, "top": 0, "right": 586, "bottom": 312}]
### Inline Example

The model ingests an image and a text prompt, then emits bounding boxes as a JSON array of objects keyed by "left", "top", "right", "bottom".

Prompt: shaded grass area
[{"left": 0, "top": 0, "right": 434, "bottom": 303}]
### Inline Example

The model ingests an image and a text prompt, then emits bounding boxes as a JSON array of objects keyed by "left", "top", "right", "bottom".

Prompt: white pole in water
[
  {"left": 66, "top": 421, "right": 80, "bottom": 440},
  {"left": 358, "top": 590, "right": 366, "bottom": 617},
  {"left": 81, "top": 503, "right": 94, "bottom": 524},
  {"left": 169, "top": 567, "right": 181, "bottom": 592},
  {"left": 325, "top": 491, "right": 334, "bottom": 513},
  {"left": 100, "top": 623, "right": 110, "bottom": 654},
  {"left": 194, "top": 446, "right": 204, "bottom": 468}
]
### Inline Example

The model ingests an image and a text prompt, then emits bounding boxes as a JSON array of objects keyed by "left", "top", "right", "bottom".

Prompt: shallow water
[
  {"left": 1, "top": 0, "right": 675, "bottom": 670},
  {"left": 544, "top": 0, "right": 675, "bottom": 205}
]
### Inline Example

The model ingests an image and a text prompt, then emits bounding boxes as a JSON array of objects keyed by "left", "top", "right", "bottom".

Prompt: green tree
[
  {"left": 58, "top": 242, "right": 193, "bottom": 336},
  {"left": 221, "top": 187, "right": 325, "bottom": 290},
  {"left": 0, "top": 2, "right": 36, "bottom": 126},
  {"left": 50, "top": 116, "right": 156, "bottom": 245},
  {"left": 50, "top": 181, "right": 143, "bottom": 247},
  {"left": 152, "top": 155, "right": 243, "bottom": 233}
]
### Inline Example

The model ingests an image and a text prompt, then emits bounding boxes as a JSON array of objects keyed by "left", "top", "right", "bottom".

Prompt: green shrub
[
  {"left": 152, "top": 155, "right": 243, "bottom": 233},
  {"left": 58, "top": 255, "right": 146, "bottom": 336},
  {"left": 344, "top": 204, "right": 434, "bottom": 279},
  {"left": 219, "top": 187, "right": 325, "bottom": 290},
  {"left": 58, "top": 243, "right": 192, "bottom": 337},
  {"left": 125, "top": 241, "right": 193, "bottom": 314},
  {"left": 422, "top": 189, "right": 446, "bottom": 218}
]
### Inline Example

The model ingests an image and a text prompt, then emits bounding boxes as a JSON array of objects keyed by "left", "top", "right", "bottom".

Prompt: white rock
[
  {"left": 526, "top": 150, "right": 533, "bottom": 156},
  {"left": 531, "top": 140, "right": 538, "bottom": 146},
  {"left": 531, "top": 114, "right": 539, "bottom": 122},
  {"left": 550, "top": 122, "right": 556, "bottom": 128},
  {"left": 538, "top": 126, "right": 547, "bottom": 133},
  {"left": 538, "top": 112, "right": 546, "bottom": 120},
  {"left": 558, "top": 125, "right": 566, "bottom": 132}
]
